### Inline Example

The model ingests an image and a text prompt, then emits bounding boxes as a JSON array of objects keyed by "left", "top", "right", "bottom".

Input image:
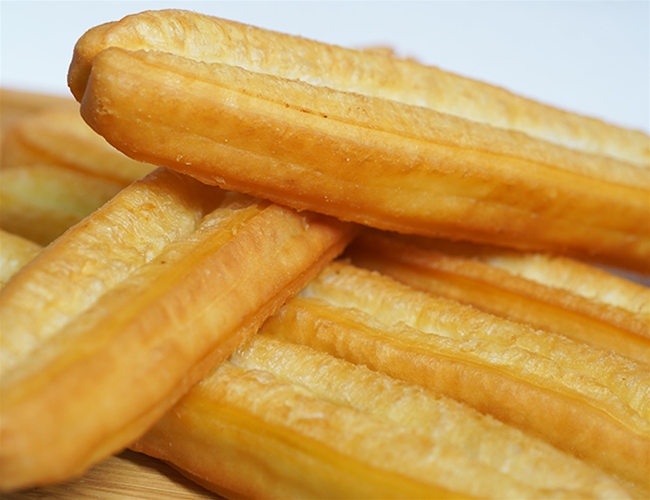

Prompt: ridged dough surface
[
  {"left": 0, "top": 230, "right": 41, "bottom": 288},
  {"left": 346, "top": 230, "right": 650, "bottom": 365},
  {"left": 260, "top": 262, "right": 650, "bottom": 488},
  {"left": 132, "top": 326, "right": 640, "bottom": 499},
  {"left": 68, "top": 10, "right": 649, "bottom": 167},
  {"left": 0, "top": 167, "right": 355, "bottom": 492},
  {"left": 67, "top": 9, "right": 650, "bottom": 273}
]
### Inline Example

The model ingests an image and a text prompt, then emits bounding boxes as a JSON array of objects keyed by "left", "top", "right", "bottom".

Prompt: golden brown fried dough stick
[
  {"left": 132, "top": 335, "right": 636, "bottom": 499},
  {"left": 0, "top": 231, "right": 219, "bottom": 499},
  {"left": 261, "top": 262, "right": 650, "bottom": 490},
  {"left": 68, "top": 10, "right": 650, "bottom": 273},
  {"left": 0, "top": 230, "right": 40, "bottom": 288},
  {"left": 0, "top": 167, "right": 356, "bottom": 492},
  {"left": 68, "top": 10, "right": 649, "bottom": 167},
  {"left": 346, "top": 230, "right": 650, "bottom": 365}
]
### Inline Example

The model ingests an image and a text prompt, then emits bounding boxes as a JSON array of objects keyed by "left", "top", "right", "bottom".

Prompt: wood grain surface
[{"left": 1, "top": 450, "right": 223, "bottom": 499}]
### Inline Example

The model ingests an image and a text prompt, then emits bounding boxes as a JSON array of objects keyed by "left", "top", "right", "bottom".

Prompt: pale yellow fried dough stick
[
  {"left": 0, "top": 89, "right": 78, "bottom": 133},
  {"left": 346, "top": 230, "right": 650, "bottom": 365},
  {"left": 1, "top": 107, "right": 153, "bottom": 182},
  {"left": 0, "top": 167, "right": 356, "bottom": 492},
  {"left": 0, "top": 230, "right": 41, "bottom": 288},
  {"left": 131, "top": 334, "right": 637, "bottom": 499},
  {"left": 68, "top": 10, "right": 650, "bottom": 273},
  {"left": 0, "top": 163, "right": 124, "bottom": 245},
  {"left": 0, "top": 107, "right": 155, "bottom": 245},
  {"left": 260, "top": 262, "right": 650, "bottom": 490}
]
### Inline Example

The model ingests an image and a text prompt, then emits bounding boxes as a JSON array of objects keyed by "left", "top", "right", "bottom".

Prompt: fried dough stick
[
  {"left": 67, "top": 10, "right": 648, "bottom": 167},
  {"left": 0, "top": 144, "right": 641, "bottom": 498},
  {"left": 1, "top": 105, "right": 153, "bottom": 245},
  {"left": 68, "top": 10, "right": 650, "bottom": 273},
  {"left": 0, "top": 89, "right": 77, "bottom": 133},
  {"left": 0, "top": 230, "right": 41, "bottom": 288},
  {"left": 0, "top": 167, "right": 356, "bottom": 492},
  {"left": 0, "top": 208, "right": 221, "bottom": 500},
  {"left": 131, "top": 333, "right": 637, "bottom": 499},
  {"left": 1, "top": 106, "right": 152, "bottom": 181},
  {"left": 261, "top": 262, "right": 650, "bottom": 490},
  {"left": 346, "top": 230, "right": 650, "bottom": 365},
  {"left": 0, "top": 224, "right": 641, "bottom": 499},
  {"left": 0, "top": 164, "right": 123, "bottom": 245}
]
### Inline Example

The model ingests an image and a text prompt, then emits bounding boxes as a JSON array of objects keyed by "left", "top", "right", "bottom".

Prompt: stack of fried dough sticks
[{"left": 1, "top": 9, "right": 649, "bottom": 499}]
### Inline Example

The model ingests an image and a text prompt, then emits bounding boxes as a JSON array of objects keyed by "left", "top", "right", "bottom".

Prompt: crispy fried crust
[
  {"left": 0, "top": 167, "right": 356, "bottom": 492},
  {"left": 0, "top": 230, "right": 41, "bottom": 288},
  {"left": 346, "top": 230, "right": 650, "bottom": 365},
  {"left": 68, "top": 10, "right": 649, "bottom": 168},
  {"left": 67, "top": 10, "right": 650, "bottom": 273},
  {"left": 131, "top": 314, "right": 641, "bottom": 499},
  {"left": 2, "top": 108, "right": 152, "bottom": 182},
  {"left": 259, "top": 262, "right": 650, "bottom": 489},
  {"left": 1, "top": 10, "right": 647, "bottom": 496}
]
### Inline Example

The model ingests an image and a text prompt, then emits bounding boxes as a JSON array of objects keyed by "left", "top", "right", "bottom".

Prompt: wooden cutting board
[{"left": 1, "top": 450, "right": 224, "bottom": 499}]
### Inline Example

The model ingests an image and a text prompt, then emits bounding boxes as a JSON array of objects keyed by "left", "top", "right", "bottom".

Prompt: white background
[{"left": 1, "top": 1, "right": 648, "bottom": 133}]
